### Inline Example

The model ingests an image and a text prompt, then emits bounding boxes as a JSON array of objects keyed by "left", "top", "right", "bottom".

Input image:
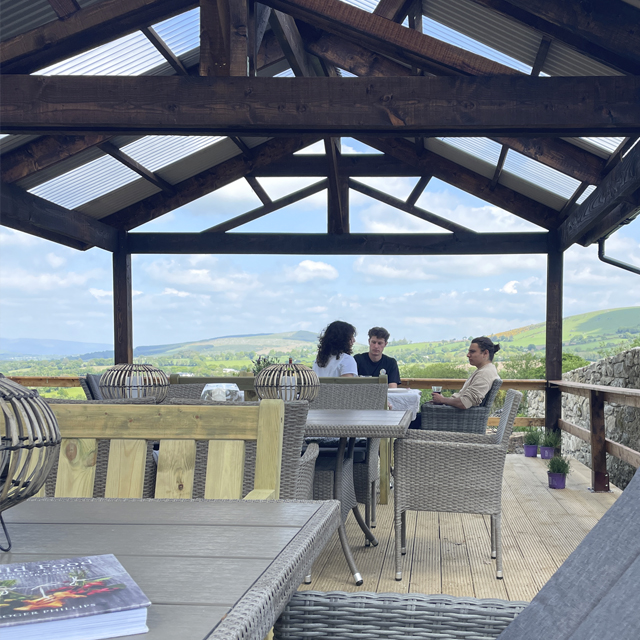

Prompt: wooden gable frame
[{"left": 1, "top": 0, "right": 640, "bottom": 434}]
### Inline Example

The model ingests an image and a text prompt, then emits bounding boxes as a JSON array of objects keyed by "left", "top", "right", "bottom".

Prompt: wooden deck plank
[{"left": 298, "top": 455, "right": 619, "bottom": 599}]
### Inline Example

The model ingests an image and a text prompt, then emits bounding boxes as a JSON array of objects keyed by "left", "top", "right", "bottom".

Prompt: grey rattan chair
[
  {"left": 309, "top": 382, "right": 388, "bottom": 530},
  {"left": 394, "top": 388, "right": 522, "bottom": 580},
  {"left": 420, "top": 377, "right": 503, "bottom": 434},
  {"left": 277, "top": 465, "right": 640, "bottom": 640}
]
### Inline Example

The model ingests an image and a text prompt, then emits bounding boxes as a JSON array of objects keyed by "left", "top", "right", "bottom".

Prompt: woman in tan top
[{"left": 432, "top": 336, "right": 501, "bottom": 409}]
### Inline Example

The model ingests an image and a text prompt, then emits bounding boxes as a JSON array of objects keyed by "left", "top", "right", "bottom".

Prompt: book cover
[{"left": 0, "top": 554, "right": 151, "bottom": 632}]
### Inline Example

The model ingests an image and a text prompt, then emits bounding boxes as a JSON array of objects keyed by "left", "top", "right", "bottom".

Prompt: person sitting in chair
[
  {"left": 354, "top": 326, "right": 401, "bottom": 388},
  {"left": 432, "top": 336, "right": 500, "bottom": 409},
  {"left": 312, "top": 320, "right": 358, "bottom": 377}
]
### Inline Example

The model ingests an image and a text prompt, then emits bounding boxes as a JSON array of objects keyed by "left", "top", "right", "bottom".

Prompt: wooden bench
[{"left": 45, "top": 400, "right": 285, "bottom": 501}]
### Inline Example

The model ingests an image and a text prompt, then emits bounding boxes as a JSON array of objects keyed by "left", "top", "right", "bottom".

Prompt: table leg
[{"left": 379, "top": 438, "right": 390, "bottom": 504}]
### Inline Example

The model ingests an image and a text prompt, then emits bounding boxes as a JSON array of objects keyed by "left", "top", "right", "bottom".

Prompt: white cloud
[
  {"left": 0, "top": 269, "right": 97, "bottom": 292},
  {"left": 309, "top": 306, "right": 328, "bottom": 313},
  {"left": 501, "top": 280, "right": 519, "bottom": 294},
  {"left": 287, "top": 260, "right": 338, "bottom": 283},
  {"left": 46, "top": 253, "right": 66, "bottom": 269},
  {"left": 162, "top": 288, "right": 192, "bottom": 298},
  {"left": 89, "top": 288, "right": 112, "bottom": 300}
]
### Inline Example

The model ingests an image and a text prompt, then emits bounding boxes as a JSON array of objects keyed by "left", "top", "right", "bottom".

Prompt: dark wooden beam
[
  {"left": 406, "top": 175, "right": 431, "bottom": 207},
  {"left": 530, "top": 35, "right": 552, "bottom": 77},
  {"left": 325, "top": 138, "right": 346, "bottom": 233},
  {"left": 359, "top": 136, "right": 559, "bottom": 230},
  {"left": 601, "top": 137, "right": 636, "bottom": 177},
  {"left": 200, "top": 0, "right": 229, "bottom": 76},
  {"left": 468, "top": 0, "right": 640, "bottom": 75},
  {"left": 113, "top": 231, "right": 133, "bottom": 364},
  {"left": 128, "top": 231, "right": 549, "bottom": 254},
  {"left": 47, "top": 0, "right": 81, "bottom": 19},
  {"left": 0, "top": 134, "right": 112, "bottom": 184},
  {"left": 0, "top": 181, "right": 118, "bottom": 251},
  {"left": 545, "top": 230, "right": 563, "bottom": 436},
  {"left": 560, "top": 141, "right": 640, "bottom": 249},
  {"left": 102, "top": 136, "right": 319, "bottom": 230},
  {"left": 261, "top": 0, "right": 519, "bottom": 77},
  {"left": 228, "top": 0, "right": 249, "bottom": 76},
  {"left": 305, "top": 30, "right": 606, "bottom": 185},
  {"left": 142, "top": 26, "right": 188, "bottom": 76},
  {"left": 349, "top": 178, "right": 474, "bottom": 235},
  {"left": 579, "top": 187, "right": 640, "bottom": 246},
  {"left": 98, "top": 141, "right": 176, "bottom": 195},
  {"left": 490, "top": 145, "right": 509, "bottom": 190},
  {"left": 204, "top": 179, "right": 327, "bottom": 232},
  {"left": 373, "top": 0, "right": 415, "bottom": 23},
  {"left": 255, "top": 3, "right": 272, "bottom": 53},
  {"left": 1, "top": 0, "right": 196, "bottom": 74},
  {"left": 269, "top": 9, "right": 311, "bottom": 76},
  {"left": 3, "top": 75, "right": 639, "bottom": 137},
  {"left": 559, "top": 181, "right": 590, "bottom": 220},
  {"left": 254, "top": 154, "right": 420, "bottom": 176},
  {"left": 245, "top": 175, "right": 272, "bottom": 205}
]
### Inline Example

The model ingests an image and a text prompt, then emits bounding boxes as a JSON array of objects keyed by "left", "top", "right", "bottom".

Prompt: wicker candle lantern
[
  {"left": 0, "top": 374, "right": 61, "bottom": 551},
  {"left": 99, "top": 363, "right": 169, "bottom": 403},
  {"left": 254, "top": 360, "right": 319, "bottom": 402}
]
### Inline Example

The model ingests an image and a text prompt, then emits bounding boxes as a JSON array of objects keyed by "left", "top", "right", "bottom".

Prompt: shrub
[
  {"left": 523, "top": 428, "right": 542, "bottom": 446},
  {"left": 541, "top": 430, "right": 561, "bottom": 449},
  {"left": 251, "top": 355, "right": 280, "bottom": 375},
  {"left": 547, "top": 456, "right": 571, "bottom": 475}
]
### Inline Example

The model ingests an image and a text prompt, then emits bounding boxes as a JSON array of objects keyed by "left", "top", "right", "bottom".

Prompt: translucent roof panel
[
  {"left": 581, "top": 138, "right": 626, "bottom": 155},
  {"left": 344, "top": 0, "right": 377, "bottom": 11},
  {"left": 437, "top": 138, "right": 503, "bottom": 167},
  {"left": 577, "top": 185, "right": 596, "bottom": 205},
  {"left": 120, "top": 136, "right": 223, "bottom": 172},
  {"left": 0, "top": 0, "right": 56, "bottom": 42},
  {"left": 152, "top": 8, "right": 200, "bottom": 58},
  {"left": 36, "top": 31, "right": 166, "bottom": 76},
  {"left": 503, "top": 151, "right": 580, "bottom": 200},
  {"left": 29, "top": 156, "right": 140, "bottom": 210}
]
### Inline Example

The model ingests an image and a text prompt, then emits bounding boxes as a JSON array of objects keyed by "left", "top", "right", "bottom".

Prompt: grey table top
[
  {"left": 2, "top": 498, "right": 341, "bottom": 640},
  {"left": 306, "top": 408, "right": 412, "bottom": 438}
]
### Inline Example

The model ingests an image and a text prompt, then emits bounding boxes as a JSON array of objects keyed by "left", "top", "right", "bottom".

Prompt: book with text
[{"left": 0, "top": 554, "right": 151, "bottom": 640}]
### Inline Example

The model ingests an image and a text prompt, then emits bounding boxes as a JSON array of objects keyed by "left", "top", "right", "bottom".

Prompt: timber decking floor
[{"left": 301, "top": 454, "right": 622, "bottom": 601}]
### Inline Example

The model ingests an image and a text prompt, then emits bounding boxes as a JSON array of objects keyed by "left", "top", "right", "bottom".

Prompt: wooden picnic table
[{"left": 1, "top": 498, "right": 340, "bottom": 640}]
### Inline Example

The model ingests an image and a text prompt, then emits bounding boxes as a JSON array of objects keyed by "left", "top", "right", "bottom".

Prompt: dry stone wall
[{"left": 528, "top": 348, "right": 640, "bottom": 490}]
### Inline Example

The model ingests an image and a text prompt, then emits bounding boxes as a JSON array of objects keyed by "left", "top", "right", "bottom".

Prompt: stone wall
[{"left": 528, "top": 348, "right": 640, "bottom": 489}]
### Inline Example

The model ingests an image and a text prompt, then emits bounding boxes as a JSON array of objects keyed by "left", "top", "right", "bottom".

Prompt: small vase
[
  {"left": 548, "top": 472, "right": 566, "bottom": 489},
  {"left": 540, "top": 446, "right": 555, "bottom": 459},
  {"left": 523, "top": 444, "right": 538, "bottom": 457}
]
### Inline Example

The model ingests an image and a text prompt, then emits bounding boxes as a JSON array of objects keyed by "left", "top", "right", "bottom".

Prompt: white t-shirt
[{"left": 313, "top": 353, "right": 358, "bottom": 377}]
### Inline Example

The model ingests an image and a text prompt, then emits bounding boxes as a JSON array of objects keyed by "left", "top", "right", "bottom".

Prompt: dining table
[
  {"left": 1, "top": 497, "right": 340, "bottom": 640},
  {"left": 305, "top": 408, "right": 411, "bottom": 585}
]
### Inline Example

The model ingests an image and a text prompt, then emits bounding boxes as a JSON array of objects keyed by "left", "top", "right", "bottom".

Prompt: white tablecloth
[{"left": 387, "top": 389, "right": 422, "bottom": 420}]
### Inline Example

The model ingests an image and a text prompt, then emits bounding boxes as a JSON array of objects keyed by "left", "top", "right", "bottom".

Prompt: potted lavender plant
[
  {"left": 523, "top": 428, "right": 541, "bottom": 457},
  {"left": 547, "top": 455, "right": 570, "bottom": 489},
  {"left": 540, "top": 430, "right": 561, "bottom": 460}
]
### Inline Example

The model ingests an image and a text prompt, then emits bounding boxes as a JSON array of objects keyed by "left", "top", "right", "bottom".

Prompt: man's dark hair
[
  {"left": 316, "top": 321, "right": 357, "bottom": 368},
  {"left": 368, "top": 327, "right": 390, "bottom": 342},
  {"left": 471, "top": 336, "right": 501, "bottom": 361}
]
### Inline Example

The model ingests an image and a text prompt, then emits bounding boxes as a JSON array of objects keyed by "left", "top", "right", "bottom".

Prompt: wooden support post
[
  {"left": 113, "top": 231, "right": 133, "bottom": 364},
  {"left": 545, "top": 231, "right": 563, "bottom": 437},
  {"left": 589, "top": 390, "right": 610, "bottom": 492}
]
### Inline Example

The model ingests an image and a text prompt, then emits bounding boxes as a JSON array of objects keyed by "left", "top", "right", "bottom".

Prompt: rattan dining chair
[
  {"left": 394, "top": 388, "right": 522, "bottom": 581},
  {"left": 420, "top": 377, "right": 503, "bottom": 433}
]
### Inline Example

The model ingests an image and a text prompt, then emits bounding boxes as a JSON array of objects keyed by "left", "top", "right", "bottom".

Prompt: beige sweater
[{"left": 453, "top": 363, "right": 499, "bottom": 409}]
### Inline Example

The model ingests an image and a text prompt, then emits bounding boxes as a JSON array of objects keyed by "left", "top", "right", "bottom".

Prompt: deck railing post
[
  {"left": 589, "top": 389, "right": 609, "bottom": 492},
  {"left": 545, "top": 233, "right": 563, "bottom": 436}
]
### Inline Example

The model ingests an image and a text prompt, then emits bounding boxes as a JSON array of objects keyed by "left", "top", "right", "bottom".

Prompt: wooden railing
[{"left": 8, "top": 375, "right": 82, "bottom": 387}]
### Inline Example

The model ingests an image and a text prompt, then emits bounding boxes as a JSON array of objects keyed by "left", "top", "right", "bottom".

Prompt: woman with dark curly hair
[{"left": 312, "top": 321, "right": 358, "bottom": 377}]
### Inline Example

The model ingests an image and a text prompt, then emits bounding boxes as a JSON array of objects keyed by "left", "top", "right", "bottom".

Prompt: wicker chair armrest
[
  {"left": 401, "top": 430, "right": 496, "bottom": 444},
  {"left": 275, "top": 591, "right": 527, "bottom": 640},
  {"left": 296, "top": 443, "right": 319, "bottom": 500}
]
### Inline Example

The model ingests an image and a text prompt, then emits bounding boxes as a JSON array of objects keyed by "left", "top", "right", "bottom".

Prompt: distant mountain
[{"left": 0, "top": 338, "right": 112, "bottom": 359}]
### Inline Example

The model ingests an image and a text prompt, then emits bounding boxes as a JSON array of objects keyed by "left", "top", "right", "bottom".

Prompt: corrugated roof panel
[
  {"left": 437, "top": 138, "right": 503, "bottom": 167},
  {"left": 0, "top": 135, "right": 40, "bottom": 155},
  {"left": 503, "top": 150, "right": 580, "bottom": 200},
  {"left": 28, "top": 156, "right": 140, "bottom": 210},
  {"left": 499, "top": 171, "right": 565, "bottom": 212},
  {"left": 424, "top": 138, "right": 495, "bottom": 180},
  {"left": 152, "top": 8, "right": 200, "bottom": 57},
  {"left": 581, "top": 137, "right": 626, "bottom": 155},
  {"left": 120, "top": 136, "right": 223, "bottom": 172},
  {"left": 77, "top": 179, "right": 162, "bottom": 219},
  {"left": 344, "top": 0, "right": 377, "bottom": 11},
  {"left": 36, "top": 31, "right": 166, "bottom": 76},
  {"left": 0, "top": 0, "right": 56, "bottom": 42},
  {"left": 544, "top": 39, "right": 624, "bottom": 77},
  {"left": 577, "top": 185, "right": 597, "bottom": 205}
]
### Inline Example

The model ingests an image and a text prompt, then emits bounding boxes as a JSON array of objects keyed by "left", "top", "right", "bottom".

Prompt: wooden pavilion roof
[{"left": 1, "top": 0, "right": 639, "bottom": 258}]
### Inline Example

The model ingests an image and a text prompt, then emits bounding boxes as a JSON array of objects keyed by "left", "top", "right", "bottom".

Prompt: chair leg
[
  {"left": 395, "top": 507, "right": 403, "bottom": 581},
  {"left": 494, "top": 512, "right": 503, "bottom": 579},
  {"left": 401, "top": 510, "right": 407, "bottom": 554},
  {"left": 364, "top": 490, "right": 371, "bottom": 546},
  {"left": 491, "top": 514, "right": 497, "bottom": 558},
  {"left": 370, "top": 479, "right": 377, "bottom": 528},
  {"left": 304, "top": 573, "right": 312, "bottom": 584}
]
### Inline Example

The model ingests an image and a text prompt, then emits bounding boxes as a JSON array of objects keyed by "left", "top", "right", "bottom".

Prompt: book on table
[{"left": 0, "top": 554, "right": 151, "bottom": 640}]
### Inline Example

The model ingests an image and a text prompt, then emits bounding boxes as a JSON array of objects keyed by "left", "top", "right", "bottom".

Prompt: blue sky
[{"left": 2, "top": 140, "right": 639, "bottom": 347}]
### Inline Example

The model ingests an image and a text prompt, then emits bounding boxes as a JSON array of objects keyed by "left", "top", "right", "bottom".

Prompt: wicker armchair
[
  {"left": 420, "top": 377, "right": 503, "bottom": 434},
  {"left": 394, "top": 388, "right": 522, "bottom": 580},
  {"left": 308, "top": 382, "right": 388, "bottom": 530},
  {"left": 278, "top": 466, "right": 640, "bottom": 640}
]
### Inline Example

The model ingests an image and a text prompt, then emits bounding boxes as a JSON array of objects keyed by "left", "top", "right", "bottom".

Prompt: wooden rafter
[
  {"left": 490, "top": 145, "right": 509, "bottom": 191},
  {"left": 255, "top": 155, "right": 419, "bottom": 176},
  {"left": 0, "top": 0, "right": 196, "bottom": 74},
  {"left": 47, "top": 0, "right": 81, "bottom": 19},
  {"left": 142, "top": 26, "right": 188, "bottom": 76},
  {"left": 325, "top": 138, "right": 347, "bottom": 233},
  {"left": 359, "top": 136, "right": 559, "bottom": 230},
  {"left": 373, "top": 0, "right": 415, "bottom": 22},
  {"left": 468, "top": 0, "right": 640, "bottom": 75},
  {"left": 560, "top": 142, "right": 640, "bottom": 249},
  {"left": 3, "top": 75, "right": 639, "bottom": 137},
  {"left": 1, "top": 181, "right": 118, "bottom": 251},
  {"left": 269, "top": 9, "right": 311, "bottom": 76},
  {"left": 406, "top": 175, "right": 432, "bottom": 207},
  {"left": 579, "top": 188, "right": 640, "bottom": 246},
  {"left": 128, "top": 231, "right": 549, "bottom": 254},
  {"left": 101, "top": 136, "right": 320, "bottom": 230},
  {"left": 245, "top": 175, "right": 272, "bottom": 205}
]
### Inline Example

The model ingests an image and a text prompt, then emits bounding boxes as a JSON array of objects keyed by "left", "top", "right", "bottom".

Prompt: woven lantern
[
  {"left": 254, "top": 360, "right": 319, "bottom": 402},
  {"left": 99, "top": 363, "right": 169, "bottom": 402},
  {"left": 0, "top": 374, "right": 61, "bottom": 551}
]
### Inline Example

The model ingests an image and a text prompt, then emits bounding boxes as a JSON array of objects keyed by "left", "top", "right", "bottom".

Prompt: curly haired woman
[{"left": 312, "top": 321, "right": 358, "bottom": 377}]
